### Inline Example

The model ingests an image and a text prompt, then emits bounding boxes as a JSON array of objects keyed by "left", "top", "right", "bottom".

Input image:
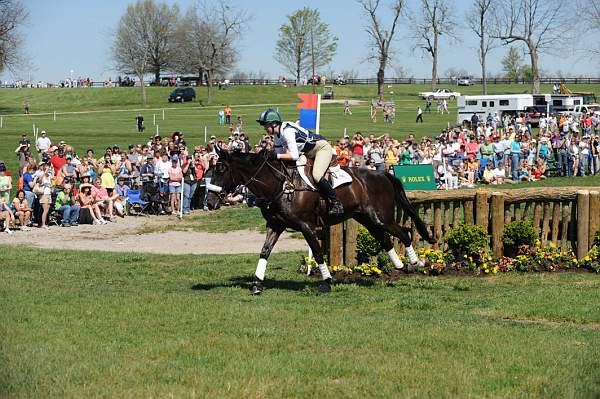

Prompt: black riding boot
[{"left": 316, "top": 178, "right": 344, "bottom": 216}]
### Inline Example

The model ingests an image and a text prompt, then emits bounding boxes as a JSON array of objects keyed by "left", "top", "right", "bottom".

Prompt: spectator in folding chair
[
  {"left": 0, "top": 196, "right": 15, "bottom": 234},
  {"left": 77, "top": 183, "right": 106, "bottom": 225},
  {"left": 12, "top": 190, "right": 32, "bottom": 230},
  {"left": 113, "top": 176, "right": 129, "bottom": 217},
  {"left": 92, "top": 178, "right": 115, "bottom": 221},
  {"left": 55, "top": 183, "right": 80, "bottom": 227}
]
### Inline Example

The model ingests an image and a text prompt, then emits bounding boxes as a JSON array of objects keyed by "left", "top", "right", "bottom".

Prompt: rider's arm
[{"left": 276, "top": 127, "right": 299, "bottom": 162}]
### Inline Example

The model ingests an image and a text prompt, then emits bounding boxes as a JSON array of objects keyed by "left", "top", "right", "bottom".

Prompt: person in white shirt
[{"left": 35, "top": 131, "right": 52, "bottom": 155}]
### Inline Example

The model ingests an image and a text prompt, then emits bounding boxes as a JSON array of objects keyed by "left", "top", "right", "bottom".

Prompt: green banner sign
[{"left": 393, "top": 164, "right": 437, "bottom": 191}]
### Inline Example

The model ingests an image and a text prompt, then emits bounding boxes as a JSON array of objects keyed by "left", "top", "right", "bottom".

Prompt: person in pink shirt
[
  {"left": 168, "top": 155, "right": 183, "bottom": 214},
  {"left": 92, "top": 178, "right": 115, "bottom": 220}
]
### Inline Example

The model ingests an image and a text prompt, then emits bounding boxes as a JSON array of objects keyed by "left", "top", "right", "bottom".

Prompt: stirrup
[{"left": 328, "top": 200, "right": 344, "bottom": 216}]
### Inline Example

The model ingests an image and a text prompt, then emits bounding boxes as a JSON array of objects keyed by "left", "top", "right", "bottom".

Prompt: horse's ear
[{"left": 215, "top": 145, "right": 227, "bottom": 159}]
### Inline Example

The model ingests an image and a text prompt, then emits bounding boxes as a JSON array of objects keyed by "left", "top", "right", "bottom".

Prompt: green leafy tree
[
  {"left": 501, "top": 46, "right": 522, "bottom": 81},
  {"left": 275, "top": 7, "right": 338, "bottom": 84}
]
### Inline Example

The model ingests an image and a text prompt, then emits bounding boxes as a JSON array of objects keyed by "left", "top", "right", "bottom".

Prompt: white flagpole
[
  {"left": 204, "top": 126, "right": 207, "bottom": 143},
  {"left": 316, "top": 94, "right": 321, "bottom": 135}
]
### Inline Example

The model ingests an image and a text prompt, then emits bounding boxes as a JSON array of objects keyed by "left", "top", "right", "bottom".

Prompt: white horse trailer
[{"left": 456, "top": 94, "right": 534, "bottom": 125}]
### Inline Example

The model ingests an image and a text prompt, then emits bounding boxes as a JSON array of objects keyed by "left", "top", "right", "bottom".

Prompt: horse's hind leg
[
  {"left": 299, "top": 222, "right": 332, "bottom": 293},
  {"left": 354, "top": 215, "right": 405, "bottom": 270},
  {"left": 382, "top": 222, "right": 424, "bottom": 268}
]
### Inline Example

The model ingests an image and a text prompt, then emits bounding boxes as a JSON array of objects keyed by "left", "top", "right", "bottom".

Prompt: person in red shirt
[
  {"left": 50, "top": 148, "right": 67, "bottom": 176},
  {"left": 351, "top": 132, "right": 365, "bottom": 167}
]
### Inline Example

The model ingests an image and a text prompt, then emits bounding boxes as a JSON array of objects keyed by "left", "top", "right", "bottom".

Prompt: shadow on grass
[{"left": 191, "top": 275, "right": 377, "bottom": 292}]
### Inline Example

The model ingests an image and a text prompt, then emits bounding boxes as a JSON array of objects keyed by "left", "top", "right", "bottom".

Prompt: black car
[{"left": 168, "top": 87, "right": 196, "bottom": 102}]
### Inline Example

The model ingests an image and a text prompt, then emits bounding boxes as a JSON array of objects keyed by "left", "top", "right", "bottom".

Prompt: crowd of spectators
[
  {"left": 333, "top": 111, "right": 600, "bottom": 189},
  {"left": 1, "top": 110, "right": 599, "bottom": 234}
]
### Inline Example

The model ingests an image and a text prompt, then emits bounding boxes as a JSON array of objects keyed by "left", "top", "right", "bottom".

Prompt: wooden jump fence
[{"left": 327, "top": 187, "right": 600, "bottom": 266}]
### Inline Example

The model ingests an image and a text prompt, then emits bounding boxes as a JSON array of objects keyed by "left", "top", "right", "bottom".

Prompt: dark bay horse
[{"left": 209, "top": 149, "right": 434, "bottom": 294}]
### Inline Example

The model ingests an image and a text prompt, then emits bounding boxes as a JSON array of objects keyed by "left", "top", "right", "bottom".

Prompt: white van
[{"left": 456, "top": 94, "right": 534, "bottom": 125}]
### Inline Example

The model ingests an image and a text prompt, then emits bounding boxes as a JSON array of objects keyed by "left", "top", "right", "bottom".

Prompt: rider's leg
[
  {"left": 251, "top": 225, "right": 285, "bottom": 295},
  {"left": 312, "top": 141, "right": 344, "bottom": 216}
]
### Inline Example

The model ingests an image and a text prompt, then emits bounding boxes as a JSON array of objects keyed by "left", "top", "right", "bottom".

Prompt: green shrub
[
  {"left": 503, "top": 220, "right": 538, "bottom": 252},
  {"left": 594, "top": 229, "right": 600, "bottom": 248},
  {"left": 445, "top": 224, "right": 489, "bottom": 262},
  {"left": 356, "top": 226, "right": 382, "bottom": 257},
  {"left": 376, "top": 252, "right": 394, "bottom": 274}
]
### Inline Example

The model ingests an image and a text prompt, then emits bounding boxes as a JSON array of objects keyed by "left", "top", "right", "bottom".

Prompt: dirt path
[{"left": 0, "top": 216, "right": 308, "bottom": 255}]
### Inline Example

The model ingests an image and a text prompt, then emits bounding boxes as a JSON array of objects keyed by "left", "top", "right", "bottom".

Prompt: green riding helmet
[{"left": 256, "top": 108, "right": 282, "bottom": 125}]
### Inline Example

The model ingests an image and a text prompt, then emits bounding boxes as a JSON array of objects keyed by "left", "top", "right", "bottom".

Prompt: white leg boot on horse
[
  {"left": 405, "top": 245, "right": 425, "bottom": 268},
  {"left": 318, "top": 262, "right": 332, "bottom": 293},
  {"left": 251, "top": 258, "right": 268, "bottom": 295},
  {"left": 387, "top": 248, "right": 404, "bottom": 269},
  {"left": 250, "top": 225, "right": 284, "bottom": 295}
]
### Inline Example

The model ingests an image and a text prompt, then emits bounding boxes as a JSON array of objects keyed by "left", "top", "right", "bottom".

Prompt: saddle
[{"left": 295, "top": 155, "right": 353, "bottom": 191}]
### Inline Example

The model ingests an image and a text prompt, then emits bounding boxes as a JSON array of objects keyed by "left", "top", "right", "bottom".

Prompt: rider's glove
[{"left": 267, "top": 150, "right": 278, "bottom": 161}]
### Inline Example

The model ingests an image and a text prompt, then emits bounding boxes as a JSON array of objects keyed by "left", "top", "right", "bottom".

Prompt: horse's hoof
[
  {"left": 250, "top": 280, "right": 263, "bottom": 295},
  {"left": 318, "top": 278, "right": 332, "bottom": 293}
]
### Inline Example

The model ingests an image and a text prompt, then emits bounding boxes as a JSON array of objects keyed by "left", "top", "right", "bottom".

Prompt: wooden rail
[{"left": 328, "top": 187, "right": 600, "bottom": 265}]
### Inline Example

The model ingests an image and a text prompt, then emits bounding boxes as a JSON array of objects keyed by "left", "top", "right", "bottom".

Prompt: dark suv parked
[{"left": 168, "top": 87, "right": 196, "bottom": 102}]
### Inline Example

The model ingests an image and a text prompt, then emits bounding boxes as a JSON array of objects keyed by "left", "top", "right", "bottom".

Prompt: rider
[{"left": 256, "top": 108, "right": 344, "bottom": 216}]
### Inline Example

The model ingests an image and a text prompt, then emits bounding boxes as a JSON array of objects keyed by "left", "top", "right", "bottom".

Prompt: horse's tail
[{"left": 385, "top": 173, "right": 434, "bottom": 243}]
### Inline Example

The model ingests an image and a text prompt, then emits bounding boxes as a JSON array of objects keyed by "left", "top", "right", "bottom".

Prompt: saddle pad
[{"left": 296, "top": 162, "right": 353, "bottom": 190}]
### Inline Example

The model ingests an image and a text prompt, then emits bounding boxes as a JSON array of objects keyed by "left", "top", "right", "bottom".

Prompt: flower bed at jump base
[{"left": 299, "top": 223, "right": 600, "bottom": 280}]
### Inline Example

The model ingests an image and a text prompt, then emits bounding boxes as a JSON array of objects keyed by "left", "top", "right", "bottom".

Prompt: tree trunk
[
  {"left": 480, "top": 28, "right": 487, "bottom": 95},
  {"left": 377, "top": 54, "right": 387, "bottom": 101},
  {"left": 377, "top": 65, "right": 385, "bottom": 101},
  {"left": 528, "top": 42, "right": 540, "bottom": 94},
  {"left": 431, "top": 33, "right": 438, "bottom": 90},
  {"left": 198, "top": 68, "right": 204, "bottom": 86},
  {"left": 296, "top": 58, "right": 301, "bottom": 86},
  {"left": 139, "top": 75, "right": 147, "bottom": 106},
  {"left": 154, "top": 68, "right": 160, "bottom": 85},
  {"left": 206, "top": 70, "right": 213, "bottom": 104}
]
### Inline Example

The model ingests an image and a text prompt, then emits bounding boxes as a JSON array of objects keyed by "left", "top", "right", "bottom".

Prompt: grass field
[{"left": 0, "top": 245, "right": 599, "bottom": 398}]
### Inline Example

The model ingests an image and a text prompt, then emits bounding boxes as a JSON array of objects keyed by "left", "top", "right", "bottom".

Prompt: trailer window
[
  {"left": 489, "top": 101, "right": 495, "bottom": 107},
  {"left": 574, "top": 99, "right": 581, "bottom": 105},
  {"left": 482, "top": 101, "right": 487, "bottom": 107},
  {"left": 553, "top": 100, "right": 563, "bottom": 106},
  {"left": 466, "top": 100, "right": 477, "bottom": 106},
  {"left": 499, "top": 100, "right": 509, "bottom": 106}
]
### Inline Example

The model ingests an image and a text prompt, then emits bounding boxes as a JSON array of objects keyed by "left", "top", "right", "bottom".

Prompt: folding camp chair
[{"left": 125, "top": 189, "right": 149, "bottom": 216}]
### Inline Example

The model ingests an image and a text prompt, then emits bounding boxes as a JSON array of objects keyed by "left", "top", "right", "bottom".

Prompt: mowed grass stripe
[{"left": 0, "top": 245, "right": 599, "bottom": 398}]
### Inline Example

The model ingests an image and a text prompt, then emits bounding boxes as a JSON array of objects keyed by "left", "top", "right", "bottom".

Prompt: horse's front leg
[
  {"left": 251, "top": 224, "right": 285, "bottom": 295},
  {"left": 299, "top": 223, "right": 332, "bottom": 293}
]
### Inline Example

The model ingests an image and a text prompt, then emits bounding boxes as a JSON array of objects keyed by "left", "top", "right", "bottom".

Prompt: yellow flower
[
  {"left": 463, "top": 254, "right": 468, "bottom": 259},
  {"left": 584, "top": 256, "right": 590, "bottom": 262},
  {"left": 492, "top": 267, "right": 499, "bottom": 274}
]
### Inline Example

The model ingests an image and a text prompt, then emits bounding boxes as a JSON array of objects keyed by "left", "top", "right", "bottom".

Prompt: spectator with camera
[
  {"left": 33, "top": 162, "right": 53, "bottom": 229},
  {"left": 15, "top": 134, "right": 31, "bottom": 168},
  {"left": 168, "top": 155, "right": 183, "bottom": 214}
]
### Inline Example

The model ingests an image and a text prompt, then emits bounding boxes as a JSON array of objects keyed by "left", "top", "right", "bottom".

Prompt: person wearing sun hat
[{"left": 77, "top": 182, "right": 106, "bottom": 225}]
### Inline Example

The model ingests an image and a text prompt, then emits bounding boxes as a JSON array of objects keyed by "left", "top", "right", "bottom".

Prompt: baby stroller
[{"left": 141, "top": 181, "right": 169, "bottom": 214}]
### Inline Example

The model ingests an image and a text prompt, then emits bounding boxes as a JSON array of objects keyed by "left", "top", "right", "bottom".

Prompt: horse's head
[{"left": 206, "top": 147, "right": 271, "bottom": 209}]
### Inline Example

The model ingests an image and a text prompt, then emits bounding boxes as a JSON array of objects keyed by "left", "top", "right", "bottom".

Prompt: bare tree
[
  {"left": 174, "top": 2, "right": 247, "bottom": 104},
  {"left": 577, "top": 0, "right": 600, "bottom": 55},
  {"left": 112, "top": 2, "right": 152, "bottom": 105},
  {"left": 274, "top": 8, "right": 337, "bottom": 85},
  {"left": 411, "top": 0, "right": 457, "bottom": 90},
  {"left": 466, "top": 0, "right": 496, "bottom": 94},
  {"left": 144, "top": 0, "right": 179, "bottom": 84},
  {"left": 358, "top": 0, "right": 404, "bottom": 101},
  {"left": 491, "top": 0, "right": 569, "bottom": 94},
  {"left": 0, "top": 0, "right": 28, "bottom": 73}
]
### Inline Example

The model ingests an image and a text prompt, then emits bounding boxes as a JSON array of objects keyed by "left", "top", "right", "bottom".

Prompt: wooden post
[
  {"left": 490, "top": 192, "right": 505, "bottom": 257},
  {"left": 464, "top": 200, "right": 474, "bottom": 224},
  {"left": 541, "top": 203, "right": 551, "bottom": 245},
  {"left": 577, "top": 190, "right": 590, "bottom": 259},
  {"left": 433, "top": 202, "right": 442, "bottom": 248},
  {"left": 443, "top": 204, "right": 450, "bottom": 235},
  {"left": 504, "top": 206, "right": 512, "bottom": 225},
  {"left": 561, "top": 204, "right": 570, "bottom": 251},
  {"left": 424, "top": 205, "right": 433, "bottom": 249},
  {"left": 475, "top": 191, "right": 490, "bottom": 232},
  {"left": 589, "top": 191, "right": 600, "bottom": 250},
  {"left": 533, "top": 202, "right": 542, "bottom": 233},
  {"left": 411, "top": 205, "right": 422, "bottom": 248},
  {"left": 514, "top": 204, "right": 521, "bottom": 221},
  {"left": 328, "top": 223, "right": 343, "bottom": 266},
  {"left": 453, "top": 201, "right": 461, "bottom": 226},
  {"left": 344, "top": 219, "right": 358, "bottom": 266},
  {"left": 551, "top": 202, "right": 560, "bottom": 245}
]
